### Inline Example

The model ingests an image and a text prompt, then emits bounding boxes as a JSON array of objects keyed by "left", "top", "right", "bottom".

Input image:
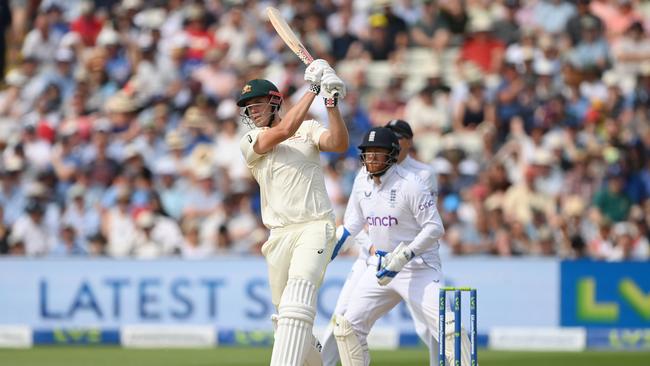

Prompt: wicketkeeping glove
[
  {"left": 375, "top": 242, "right": 414, "bottom": 286},
  {"left": 331, "top": 226, "right": 352, "bottom": 260}
]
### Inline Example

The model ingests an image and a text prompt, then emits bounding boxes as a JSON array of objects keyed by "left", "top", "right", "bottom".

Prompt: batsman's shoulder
[
  {"left": 240, "top": 127, "right": 267, "bottom": 144},
  {"left": 239, "top": 128, "right": 265, "bottom": 154}
]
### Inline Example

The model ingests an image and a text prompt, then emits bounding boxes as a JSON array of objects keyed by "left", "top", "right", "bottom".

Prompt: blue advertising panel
[
  {"left": 561, "top": 261, "right": 650, "bottom": 328},
  {"left": 0, "top": 257, "right": 559, "bottom": 334}
]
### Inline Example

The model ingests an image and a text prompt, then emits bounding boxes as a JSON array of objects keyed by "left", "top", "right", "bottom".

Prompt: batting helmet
[
  {"left": 358, "top": 127, "right": 400, "bottom": 177},
  {"left": 237, "top": 79, "right": 283, "bottom": 107},
  {"left": 237, "top": 79, "right": 283, "bottom": 128},
  {"left": 384, "top": 119, "right": 414, "bottom": 139}
]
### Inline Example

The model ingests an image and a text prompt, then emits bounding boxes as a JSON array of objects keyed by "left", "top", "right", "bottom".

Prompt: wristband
[
  {"left": 324, "top": 96, "right": 338, "bottom": 108},
  {"left": 308, "top": 83, "right": 321, "bottom": 95}
]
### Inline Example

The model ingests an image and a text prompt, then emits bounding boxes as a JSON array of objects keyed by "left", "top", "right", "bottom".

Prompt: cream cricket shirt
[{"left": 240, "top": 120, "right": 335, "bottom": 229}]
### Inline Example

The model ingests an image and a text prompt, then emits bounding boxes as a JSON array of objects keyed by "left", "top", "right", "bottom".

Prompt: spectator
[
  {"left": 363, "top": 13, "right": 396, "bottom": 61},
  {"left": 181, "top": 4, "right": 218, "bottom": 63},
  {"left": 492, "top": 0, "right": 523, "bottom": 46},
  {"left": 612, "top": 21, "right": 650, "bottom": 78},
  {"left": 0, "top": 157, "right": 27, "bottom": 226},
  {"left": 70, "top": 0, "right": 103, "bottom": 47},
  {"left": 411, "top": 0, "right": 449, "bottom": 51},
  {"left": 50, "top": 225, "right": 87, "bottom": 256},
  {"left": 192, "top": 48, "right": 238, "bottom": 100},
  {"left": 61, "top": 184, "right": 100, "bottom": 242},
  {"left": 182, "top": 165, "right": 222, "bottom": 221},
  {"left": 593, "top": 165, "right": 632, "bottom": 222},
  {"left": 459, "top": 14, "right": 505, "bottom": 75},
  {"left": 0, "top": 69, "right": 29, "bottom": 119},
  {"left": 102, "top": 187, "right": 136, "bottom": 257},
  {"left": 568, "top": 17, "right": 610, "bottom": 72},
  {"left": 10, "top": 199, "right": 51, "bottom": 256},
  {"left": 22, "top": 11, "right": 61, "bottom": 67},
  {"left": 329, "top": 7, "right": 360, "bottom": 61},
  {"left": 595, "top": 0, "right": 643, "bottom": 42},
  {"left": 566, "top": 0, "right": 604, "bottom": 46},
  {"left": 437, "top": 0, "right": 469, "bottom": 46},
  {"left": 502, "top": 167, "right": 555, "bottom": 226},
  {"left": 180, "top": 219, "right": 212, "bottom": 259},
  {"left": 532, "top": 0, "right": 576, "bottom": 35},
  {"left": 132, "top": 210, "right": 163, "bottom": 259},
  {"left": 148, "top": 193, "right": 183, "bottom": 255}
]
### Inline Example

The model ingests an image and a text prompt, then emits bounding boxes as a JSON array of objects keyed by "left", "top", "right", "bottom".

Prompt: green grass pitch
[{"left": 1, "top": 347, "right": 648, "bottom": 366}]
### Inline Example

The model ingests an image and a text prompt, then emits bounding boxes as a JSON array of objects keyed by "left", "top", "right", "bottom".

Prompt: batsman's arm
[
  {"left": 318, "top": 106, "right": 349, "bottom": 153},
  {"left": 254, "top": 91, "right": 316, "bottom": 154}
]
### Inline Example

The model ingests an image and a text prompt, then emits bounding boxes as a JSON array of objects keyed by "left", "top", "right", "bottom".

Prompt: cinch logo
[{"left": 366, "top": 216, "right": 398, "bottom": 226}]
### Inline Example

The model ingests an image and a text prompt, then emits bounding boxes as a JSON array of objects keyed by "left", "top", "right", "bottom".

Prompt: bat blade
[{"left": 266, "top": 7, "right": 314, "bottom": 65}]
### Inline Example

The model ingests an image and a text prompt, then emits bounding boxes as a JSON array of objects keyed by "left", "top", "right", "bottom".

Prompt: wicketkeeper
[
  {"left": 328, "top": 127, "right": 471, "bottom": 366},
  {"left": 321, "top": 119, "right": 440, "bottom": 365}
]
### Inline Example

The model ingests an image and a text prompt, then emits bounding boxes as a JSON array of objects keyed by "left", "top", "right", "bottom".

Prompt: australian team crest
[{"left": 242, "top": 84, "right": 252, "bottom": 94}]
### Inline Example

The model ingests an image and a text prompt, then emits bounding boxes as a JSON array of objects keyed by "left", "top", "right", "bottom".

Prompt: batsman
[{"left": 238, "top": 59, "right": 348, "bottom": 365}]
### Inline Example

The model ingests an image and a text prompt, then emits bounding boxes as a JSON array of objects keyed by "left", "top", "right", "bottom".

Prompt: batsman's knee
[{"left": 278, "top": 278, "right": 318, "bottom": 323}]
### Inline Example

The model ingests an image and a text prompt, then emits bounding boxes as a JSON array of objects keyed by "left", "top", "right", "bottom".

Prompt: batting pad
[
  {"left": 333, "top": 315, "right": 367, "bottom": 366},
  {"left": 271, "top": 278, "right": 318, "bottom": 366},
  {"left": 443, "top": 313, "right": 471, "bottom": 365},
  {"left": 272, "top": 313, "right": 322, "bottom": 366}
]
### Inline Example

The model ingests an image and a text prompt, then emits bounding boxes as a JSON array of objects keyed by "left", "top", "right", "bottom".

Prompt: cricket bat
[{"left": 266, "top": 7, "right": 314, "bottom": 66}]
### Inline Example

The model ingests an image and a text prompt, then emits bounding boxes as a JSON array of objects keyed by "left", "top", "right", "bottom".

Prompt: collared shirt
[
  {"left": 351, "top": 156, "right": 438, "bottom": 261},
  {"left": 401, "top": 155, "right": 438, "bottom": 195},
  {"left": 240, "top": 120, "right": 334, "bottom": 229},
  {"left": 344, "top": 165, "right": 444, "bottom": 270}
]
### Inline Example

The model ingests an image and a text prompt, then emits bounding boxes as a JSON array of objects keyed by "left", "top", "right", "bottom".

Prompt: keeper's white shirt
[
  {"left": 351, "top": 155, "right": 438, "bottom": 260},
  {"left": 240, "top": 120, "right": 335, "bottom": 229},
  {"left": 401, "top": 155, "right": 438, "bottom": 195},
  {"left": 344, "top": 164, "right": 444, "bottom": 270}
]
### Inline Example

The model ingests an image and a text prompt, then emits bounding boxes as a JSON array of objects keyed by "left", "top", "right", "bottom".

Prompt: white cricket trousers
[{"left": 343, "top": 263, "right": 443, "bottom": 364}]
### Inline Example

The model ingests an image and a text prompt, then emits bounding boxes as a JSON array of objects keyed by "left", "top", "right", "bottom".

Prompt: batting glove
[
  {"left": 321, "top": 68, "right": 346, "bottom": 107},
  {"left": 331, "top": 226, "right": 352, "bottom": 260},
  {"left": 304, "top": 59, "right": 331, "bottom": 85},
  {"left": 376, "top": 243, "right": 414, "bottom": 286}
]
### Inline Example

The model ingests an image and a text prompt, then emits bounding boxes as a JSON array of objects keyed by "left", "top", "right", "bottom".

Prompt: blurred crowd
[{"left": 0, "top": 0, "right": 649, "bottom": 261}]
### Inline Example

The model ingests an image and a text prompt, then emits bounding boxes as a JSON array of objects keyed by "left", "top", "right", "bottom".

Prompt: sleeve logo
[{"left": 419, "top": 200, "right": 435, "bottom": 210}]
